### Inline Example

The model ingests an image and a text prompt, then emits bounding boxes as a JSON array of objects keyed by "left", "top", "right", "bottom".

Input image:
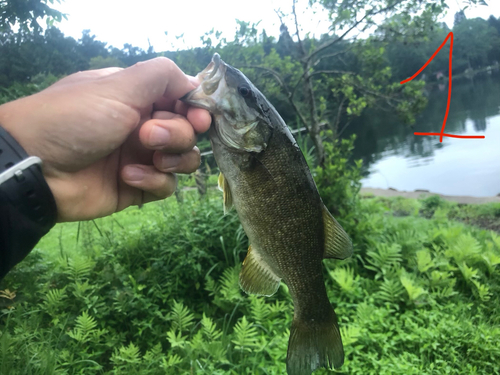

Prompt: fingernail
[
  {"left": 161, "top": 154, "right": 182, "bottom": 170},
  {"left": 149, "top": 126, "right": 170, "bottom": 147},
  {"left": 124, "top": 166, "right": 145, "bottom": 181}
]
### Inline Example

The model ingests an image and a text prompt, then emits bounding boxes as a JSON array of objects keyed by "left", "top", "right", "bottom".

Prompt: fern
[
  {"left": 68, "top": 311, "right": 98, "bottom": 343},
  {"left": 66, "top": 256, "right": 94, "bottom": 281},
  {"left": 340, "top": 325, "right": 362, "bottom": 346},
  {"left": 250, "top": 296, "right": 270, "bottom": 323},
  {"left": 366, "top": 243, "right": 402, "bottom": 278},
  {"left": 428, "top": 270, "right": 457, "bottom": 292},
  {"left": 161, "top": 354, "right": 183, "bottom": 368},
  {"left": 356, "top": 302, "right": 373, "bottom": 326},
  {"left": 457, "top": 262, "right": 479, "bottom": 283},
  {"left": 166, "top": 330, "right": 187, "bottom": 349},
  {"left": 445, "top": 234, "right": 483, "bottom": 265},
  {"left": 377, "top": 277, "right": 405, "bottom": 303},
  {"left": 43, "top": 287, "right": 67, "bottom": 316},
  {"left": 111, "top": 342, "right": 141, "bottom": 366},
  {"left": 400, "top": 269, "right": 427, "bottom": 303},
  {"left": 416, "top": 249, "right": 434, "bottom": 273},
  {"left": 330, "top": 267, "right": 358, "bottom": 295},
  {"left": 201, "top": 313, "right": 222, "bottom": 341},
  {"left": 168, "top": 301, "right": 194, "bottom": 332},
  {"left": 472, "top": 280, "right": 491, "bottom": 301},
  {"left": 219, "top": 266, "right": 242, "bottom": 302},
  {"left": 232, "top": 316, "right": 259, "bottom": 351},
  {"left": 481, "top": 243, "right": 500, "bottom": 274}
]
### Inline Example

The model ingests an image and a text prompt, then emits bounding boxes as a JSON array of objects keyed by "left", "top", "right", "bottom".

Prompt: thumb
[{"left": 100, "top": 57, "right": 196, "bottom": 109}]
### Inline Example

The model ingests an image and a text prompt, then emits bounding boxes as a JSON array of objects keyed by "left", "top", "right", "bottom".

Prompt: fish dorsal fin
[
  {"left": 239, "top": 245, "right": 281, "bottom": 297},
  {"left": 322, "top": 205, "right": 353, "bottom": 260},
  {"left": 218, "top": 172, "right": 233, "bottom": 214}
]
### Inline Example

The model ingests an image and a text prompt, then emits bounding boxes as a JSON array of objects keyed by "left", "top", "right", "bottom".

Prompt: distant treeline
[
  {"left": 1, "top": 9, "right": 499, "bottom": 162},
  {"left": 1, "top": 14, "right": 499, "bottom": 88}
]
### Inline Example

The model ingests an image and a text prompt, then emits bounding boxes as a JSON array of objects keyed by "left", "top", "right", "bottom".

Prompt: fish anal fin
[
  {"left": 322, "top": 205, "right": 353, "bottom": 260},
  {"left": 239, "top": 245, "right": 281, "bottom": 297},
  {"left": 218, "top": 172, "right": 233, "bottom": 214}
]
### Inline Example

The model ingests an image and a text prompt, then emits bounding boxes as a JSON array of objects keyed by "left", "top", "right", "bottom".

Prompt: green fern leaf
[
  {"left": 330, "top": 266, "right": 358, "bottom": 294},
  {"left": 416, "top": 249, "right": 434, "bottom": 273},
  {"left": 250, "top": 296, "right": 270, "bottom": 323},
  {"left": 232, "top": 316, "right": 259, "bottom": 351},
  {"left": 366, "top": 243, "right": 402, "bottom": 278},
  {"left": 400, "top": 269, "right": 427, "bottom": 302},
  {"left": 377, "top": 276, "right": 405, "bottom": 303},
  {"left": 168, "top": 301, "right": 194, "bottom": 332},
  {"left": 201, "top": 313, "right": 222, "bottom": 341}
]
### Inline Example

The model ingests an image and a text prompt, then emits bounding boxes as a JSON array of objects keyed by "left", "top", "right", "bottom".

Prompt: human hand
[{"left": 0, "top": 58, "right": 211, "bottom": 222}]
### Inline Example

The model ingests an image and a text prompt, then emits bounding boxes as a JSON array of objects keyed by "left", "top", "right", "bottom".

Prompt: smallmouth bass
[{"left": 182, "top": 53, "right": 353, "bottom": 375}]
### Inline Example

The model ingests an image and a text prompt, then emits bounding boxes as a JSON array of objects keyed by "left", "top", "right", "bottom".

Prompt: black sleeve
[
  {"left": 0, "top": 201, "right": 55, "bottom": 279},
  {"left": 0, "top": 126, "right": 57, "bottom": 280}
]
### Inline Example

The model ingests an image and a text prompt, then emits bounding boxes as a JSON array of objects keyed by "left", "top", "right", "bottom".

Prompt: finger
[
  {"left": 121, "top": 164, "right": 177, "bottom": 199},
  {"left": 187, "top": 107, "right": 211, "bottom": 133},
  {"left": 51, "top": 68, "right": 123, "bottom": 87},
  {"left": 139, "top": 114, "right": 197, "bottom": 152},
  {"left": 101, "top": 57, "right": 195, "bottom": 109},
  {"left": 153, "top": 76, "right": 200, "bottom": 113},
  {"left": 153, "top": 147, "right": 201, "bottom": 174}
]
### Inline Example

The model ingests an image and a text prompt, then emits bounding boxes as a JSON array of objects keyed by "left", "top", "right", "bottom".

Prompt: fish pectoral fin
[
  {"left": 218, "top": 173, "right": 233, "bottom": 214},
  {"left": 322, "top": 205, "right": 353, "bottom": 260},
  {"left": 239, "top": 245, "right": 281, "bottom": 297}
]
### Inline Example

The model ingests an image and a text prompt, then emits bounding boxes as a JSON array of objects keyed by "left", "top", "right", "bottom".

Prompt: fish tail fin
[{"left": 286, "top": 308, "right": 344, "bottom": 375}]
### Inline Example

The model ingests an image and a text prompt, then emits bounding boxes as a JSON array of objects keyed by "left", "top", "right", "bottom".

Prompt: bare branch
[
  {"left": 306, "top": 0, "right": 406, "bottom": 63},
  {"left": 308, "top": 70, "right": 353, "bottom": 78},
  {"left": 337, "top": 120, "right": 352, "bottom": 138},
  {"left": 333, "top": 96, "right": 347, "bottom": 133},
  {"left": 241, "top": 65, "right": 311, "bottom": 132},
  {"left": 274, "top": 8, "right": 285, "bottom": 26},
  {"left": 312, "top": 47, "right": 354, "bottom": 67},
  {"left": 241, "top": 65, "right": 287, "bottom": 89},
  {"left": 292, "top": 0, "right": 307, "bottom": 56}
]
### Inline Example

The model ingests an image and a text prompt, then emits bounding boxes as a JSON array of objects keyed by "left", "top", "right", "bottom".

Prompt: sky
[{"left": 52, "top": 0, "right": 500, "bottom": 52}]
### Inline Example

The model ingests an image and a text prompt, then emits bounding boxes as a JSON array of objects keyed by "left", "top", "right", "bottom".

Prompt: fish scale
[{"left": 182, "top": 53, "right": 353, "bottom": 375}]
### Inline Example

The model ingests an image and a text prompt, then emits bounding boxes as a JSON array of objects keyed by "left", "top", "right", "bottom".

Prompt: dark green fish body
[{"left": 182, "top": 53, "right": 353, "bottom": 375}]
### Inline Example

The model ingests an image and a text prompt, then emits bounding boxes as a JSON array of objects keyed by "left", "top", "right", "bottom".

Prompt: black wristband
[{"left": 0, "top": 125, "right": 58, "bottom": 279}]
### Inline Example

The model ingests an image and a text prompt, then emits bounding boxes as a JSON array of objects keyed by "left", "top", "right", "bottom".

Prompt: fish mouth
[{"left": 181, "top": 53, "right": 225, "bottom": 111}]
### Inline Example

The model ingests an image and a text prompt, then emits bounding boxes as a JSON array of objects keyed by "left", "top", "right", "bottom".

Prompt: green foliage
[
  {"left": 0, "top": 73, "right": 59, "bottom": 104},
  {"left": 1, "top": 190, "right": 499, "bottom": 374},
  {"left": 314, "top": 131, "right": 363, "bottom": 223},
  {"left": 0, "top": 0, "right": 65, "bottom": 33}
]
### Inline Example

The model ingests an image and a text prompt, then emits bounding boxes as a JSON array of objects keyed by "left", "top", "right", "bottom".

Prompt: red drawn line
[
  {"left": 400, "top": 31, "right": 484, "bottom": 142},
  {"left": 414, "top": 132, "right": 485, "bottom": 139}
]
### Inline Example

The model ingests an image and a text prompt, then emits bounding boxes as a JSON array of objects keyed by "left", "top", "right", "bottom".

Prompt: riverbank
[{"left": 361, "top": 187, "right": 500, "bottom": 204}]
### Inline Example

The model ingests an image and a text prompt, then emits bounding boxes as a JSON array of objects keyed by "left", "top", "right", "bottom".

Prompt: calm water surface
[{"left": 346, "top": 73, "right": 500, "bottom": 197}]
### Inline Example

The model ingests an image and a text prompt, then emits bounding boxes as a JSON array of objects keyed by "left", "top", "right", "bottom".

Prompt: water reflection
[{"left": 346, "top": 73, "right": 500, "bottom": 197}]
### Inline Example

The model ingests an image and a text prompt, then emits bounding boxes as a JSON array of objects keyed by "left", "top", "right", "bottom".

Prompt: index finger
[{"left": 99, "top": 57, "right": 195, "bottom": 109}]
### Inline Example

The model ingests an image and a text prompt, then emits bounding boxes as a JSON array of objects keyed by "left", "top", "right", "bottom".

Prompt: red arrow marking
[{"left": 401, "top": 32, "right": 485, "bottom": 142}]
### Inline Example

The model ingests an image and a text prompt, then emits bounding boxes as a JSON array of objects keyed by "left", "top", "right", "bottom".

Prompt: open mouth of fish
[{"left": 181, "top": 53, "right": 225, "bottom": 111}]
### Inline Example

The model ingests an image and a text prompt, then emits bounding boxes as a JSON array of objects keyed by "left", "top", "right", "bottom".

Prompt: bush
[{"left": 314, "top": 132, "right": 363, "bottom": 236}]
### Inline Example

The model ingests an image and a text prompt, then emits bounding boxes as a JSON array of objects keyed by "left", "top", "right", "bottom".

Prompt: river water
[{"left": 345, "top": 73, "right": 500, "bottom": 197}]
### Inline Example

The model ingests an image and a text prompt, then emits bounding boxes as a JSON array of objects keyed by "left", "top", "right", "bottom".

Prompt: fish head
[{"left": 182, "top": 53, "right": 272, "bottom": 153}]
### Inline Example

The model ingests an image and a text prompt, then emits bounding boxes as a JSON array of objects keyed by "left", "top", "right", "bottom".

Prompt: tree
[
  {"left": 453, "top": 18, "right": 500, "bottom": 71},
  {"left": 229, "top": 0, "right": 444, "bottom": 164},
  {"left": 1, "top": 0, "right": 65, "bottom": 33}
]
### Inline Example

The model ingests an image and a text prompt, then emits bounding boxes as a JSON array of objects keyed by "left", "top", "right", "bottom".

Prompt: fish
[{"left": 181, "top": 53, "right": 353, "bottom": 375}]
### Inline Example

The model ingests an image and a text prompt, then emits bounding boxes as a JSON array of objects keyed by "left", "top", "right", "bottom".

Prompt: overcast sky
[{"left": 52, "top": 0, "right": 500, "bottom": 52}]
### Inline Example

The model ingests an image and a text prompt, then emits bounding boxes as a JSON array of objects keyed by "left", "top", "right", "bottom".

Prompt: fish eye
[{"left": 238, "top": 85, "right": 251, "bottom": 97}]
